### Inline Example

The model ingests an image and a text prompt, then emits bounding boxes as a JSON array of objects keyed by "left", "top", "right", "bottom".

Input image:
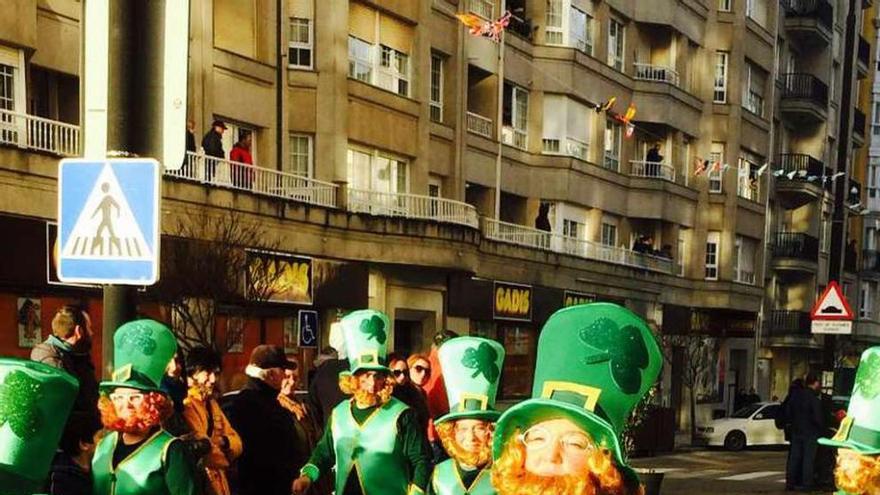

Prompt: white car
[{"left": 697, "top": 402, "right": 787, "bottom": 451}]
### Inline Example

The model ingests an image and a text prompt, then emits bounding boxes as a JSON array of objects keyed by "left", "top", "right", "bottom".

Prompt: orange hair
[
  {"left": 98, "top": 392, "right": 172, "bottom": 435},
  {"left": 338, "top": 373, "right": 394, "bottom": 407},
  {"left": 491, "top": 430, "right": 641, "bottom": 495},
  {"left": 835, "top": 449, "right": 880, "bottom": 494},
  {"left": 407, "top": 354, "right": 430, "bottom": 368},
  {"left": 436, "top": 420, "right": 493, "bottom": 468}
]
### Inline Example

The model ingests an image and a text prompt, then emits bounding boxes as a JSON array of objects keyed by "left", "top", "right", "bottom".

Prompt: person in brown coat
[{"left": 182, "top": 347, "right": 242, "bottom": 495}]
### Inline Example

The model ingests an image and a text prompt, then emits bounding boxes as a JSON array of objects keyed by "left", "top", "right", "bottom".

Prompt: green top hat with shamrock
[
  {"left": 820, "top": 346, "right": 880, "bottom": 454},
  {"left": 100, "top": 319, "right": 178, "bottom": 393},
  {"left": 342, "top": 309, "right": 391, "bottom": 374},
  {"left": 492, "top": 303, "right": 662, "bottom": 481},
  {"left": 0, "top": 358, "right": 79, "bottom": 495},
  {"left": 436, "top": 337, "right": 506, "bottom": 425}
]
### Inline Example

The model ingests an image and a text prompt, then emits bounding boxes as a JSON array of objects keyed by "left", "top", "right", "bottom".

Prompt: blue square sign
[{"left": 57, "top": 158, "right": 161, "bottom": 285}]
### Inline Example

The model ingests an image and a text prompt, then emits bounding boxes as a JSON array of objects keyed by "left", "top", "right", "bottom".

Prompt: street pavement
[{"left": 631, "top": 448, "right": 835, "bottom": 495}]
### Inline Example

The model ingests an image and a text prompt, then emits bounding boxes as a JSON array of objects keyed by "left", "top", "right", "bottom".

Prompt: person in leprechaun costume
[
  {"left": 429, "top": 337, "right": 505, "bottom": 495},
  {"left": 819, "top": 346, "right": 880, "bottom": 494},
  {"left": 292, "top": 309, "right": 432, "bottom": 495},
  {"left": 0, "top": 357, "right": 79, "bottom": 495},
  {"left": 92, "top": 319, "right": 197, "bottom": 495},
  {"left": 491, "top": 303, "right": 661, "bottom": 495}
]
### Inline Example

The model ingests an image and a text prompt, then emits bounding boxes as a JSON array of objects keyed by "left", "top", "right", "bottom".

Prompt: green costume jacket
[
  {"left": 92, "top": 429, "right": 196, "bottom": 495},
  {"left": 429, "top": 459, "right": 495, "bottom": 495},
  {"left": 302, "top": 397, "right": 431, "bottom": 495}
]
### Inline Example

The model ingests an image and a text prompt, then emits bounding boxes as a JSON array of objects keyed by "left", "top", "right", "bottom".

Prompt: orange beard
[
  {"left": 98, "top": 392, "right": 172, "bottom": 435},
  {"left": 338, "top": 374, "right": 394, "bottom": 407},
  {"left": 835, "top": 449, "right": 880, "bottom": 495},
  {"left": 436, "top": 421, "right": 493, "bottom": 469},
  {"left": 491, "top": 433, "right": 640, "bottom": 495}
]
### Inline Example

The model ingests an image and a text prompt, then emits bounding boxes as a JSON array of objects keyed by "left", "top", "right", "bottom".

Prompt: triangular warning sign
[
  {"left": 811, "top": 281, "right": 854, "bottom": 321},
  {"left": 61, "top": 164, "right": 153, "bottom": 261}
]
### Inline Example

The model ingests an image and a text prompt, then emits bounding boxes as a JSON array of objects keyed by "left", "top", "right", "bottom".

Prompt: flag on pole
[
  {"left": 694, "top": 159, "right": 708, "bottom": 176},
  {"left": 756, "top": 163, "right": 769, "bottom": 176}
]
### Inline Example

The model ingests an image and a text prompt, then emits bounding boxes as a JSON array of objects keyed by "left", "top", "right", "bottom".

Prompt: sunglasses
[
  {"left": 391, "top": 369, "right": 407, "bottom": 377},
  {"left": 413, "top": 365, "right": 431, "bottom": 374}
]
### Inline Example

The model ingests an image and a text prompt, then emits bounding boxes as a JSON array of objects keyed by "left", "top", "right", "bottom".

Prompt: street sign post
[
  {"left": 811, "top": 281, "right": 854, "bottom": 335},
  {"left": 58, "top": 158, "right": 161, "bottom": 285}
]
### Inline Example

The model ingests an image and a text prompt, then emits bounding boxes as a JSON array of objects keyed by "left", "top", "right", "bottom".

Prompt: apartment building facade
[{"left": 4, "top": 0, "right": 871, "bottom": 427}]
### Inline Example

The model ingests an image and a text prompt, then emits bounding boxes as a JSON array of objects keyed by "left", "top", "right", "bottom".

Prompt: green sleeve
[
  {"left": 164, "top": 440, "right": 197, "bottom": 495},
  {"left": 398, "top": 409, "right": 432, "bottom": 491},
  {"left": 302, "top": 412, "right": 336, "bottom": 482}
]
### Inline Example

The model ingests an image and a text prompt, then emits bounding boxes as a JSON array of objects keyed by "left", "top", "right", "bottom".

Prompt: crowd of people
[{"left": 5, "top": 302, "right": 880, "bottom": 495}]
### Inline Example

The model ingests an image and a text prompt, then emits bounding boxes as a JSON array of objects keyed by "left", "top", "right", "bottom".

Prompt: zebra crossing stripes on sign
[{"left": 57, "top": 159, "right": 161, "bottom": 285}]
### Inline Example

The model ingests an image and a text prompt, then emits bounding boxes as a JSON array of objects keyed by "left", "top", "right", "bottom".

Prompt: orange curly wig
[
  {"left": 835, "top": 449, "right": 880, "bottom": 495},
  {"left": 491, "top": 430, "right": 642, "bottom": 495},
  {"left": 338, "top": 373, "right": 394, "bottom": 407},
  {"left": 436, "top": 420, "right": 493, "bottom": 469},
  {"left": 98, "top": 391, "right": 172, "bottom": 435}
]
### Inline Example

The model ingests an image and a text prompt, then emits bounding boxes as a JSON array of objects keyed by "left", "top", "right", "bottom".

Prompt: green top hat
[
  {"left": 0, "top": 358, "right": 79, "bottom": 495},
  {"left": 100, "top": 319, "right": 178, "bottom": 393},
  {"left": 342, "top": 309, "right": 391, "bottom": 374},
  {"left": 492, "top": 303, "right": 662, "bottom": 481},
  {"left": 820, "top": 346, "right": 880, "bottom": 454},
  {"left": 436, "top": 337, "right": 505, "bottom": 425}
]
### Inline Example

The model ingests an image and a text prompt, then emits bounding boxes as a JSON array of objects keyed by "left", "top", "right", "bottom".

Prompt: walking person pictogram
[{"left": 90, "top": 182, "right": 122, "bottom": 256}]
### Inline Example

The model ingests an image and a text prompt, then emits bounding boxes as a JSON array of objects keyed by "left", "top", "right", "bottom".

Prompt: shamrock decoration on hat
[
  {"left": 100, "top": 319, "right": 178, "bottom": 393},
  {"left": 492, "top": 303, "right": 662, "bottom": 483},
  {"left": 820, "top": 346, "right": 880, "bottom": 455},
  {"left": 0, "top": 358, "right": 79, "bottom": 495},
  {"left": 436, "top": 337, "right": 506, "bottom": 424},
  {"left": 342, "top": 309, "right": 391, "bottom": 374}
]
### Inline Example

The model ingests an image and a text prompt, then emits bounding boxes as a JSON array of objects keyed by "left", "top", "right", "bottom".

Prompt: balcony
[
  {"left": 466, "top": 112, "right": 494, "bottom": 139},
  {"left": 854, "top": 108, "right": 866, "bottom": 147},
  {"left": 483, "top": 218, "right": 674, "bottom": 274},
  {"left": 767, "top": 310, "right": 812, "bottom": 338},
  {"left": 864, "top": 249, "right": 880, "bottom": 274},
  {"left": 542, "top": 137, "right": 588, "bottom": 161},
  {"left": 771, "top": 232, "right": 820, "bottom": 269},
  {"left": 775, "top": 153, "right": 830, "bottom": 207},
  {"left": 633, "top": 63, "right": 680, "bottom": 87},
  {"left": 0, "top": 109, "right": 80, "bottom": 157},
  {"left": 858, "top": 36, "right": 871, "bottom": 79},
  {"left": 169, "top": 152, "right": 339, "bottom": 208},
  {"left": 630, "top": 160, "right": 676, "bottom": 183},
  {"left": 501, "top": 126, "right": 527, "bottom": 150},
  {"left": 779, "top": 73, "right": 829, "bottom": 124},
  {"left": 347, "top": 188, "right": 480, "bottom": 228},
  {"left": 780, "top": 0, "right": 833, "bottom": 47}
]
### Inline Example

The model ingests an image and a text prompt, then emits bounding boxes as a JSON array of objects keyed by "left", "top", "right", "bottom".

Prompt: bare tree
[
  {"left": 155, "top": 211, "right": 284, "bottom": 354},
  {"left": 658, "top": 333, "right": 716, "bottom": 444}
]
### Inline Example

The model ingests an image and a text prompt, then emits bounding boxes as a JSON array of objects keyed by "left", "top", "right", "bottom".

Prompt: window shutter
[
  {"left": 567, "top": 99, "right": 590, "bottom": 143},
  {"left": 380, "top": 14, "right": 414, "bottom": 54},
  {"left": 288, "top": 0, "right": 313, "bottom": 18},
  {"left": 349, "top": 2, "right": 376, "bottom": 43},
  {"left": 543, "top": 95, "right": 566, "bottom": 141}
]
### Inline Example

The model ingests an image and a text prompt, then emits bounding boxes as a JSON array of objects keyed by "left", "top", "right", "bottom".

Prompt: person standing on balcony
[
  {"left": 201, "top": 120, "right": 227, "bottom": 182},
  {"left": 229, "top": 131, "right": 254, "bottom": 190},
  {"left": 646, "top": 143, "right": 663, "bottom": 177},
  {"left": 182, "top": 119, "right": 196, "bottom": 173}
]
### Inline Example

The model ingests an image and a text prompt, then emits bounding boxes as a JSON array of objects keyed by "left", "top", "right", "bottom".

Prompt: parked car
[{"left": 697, "top": 402, "right": 787, "bottom": 451}]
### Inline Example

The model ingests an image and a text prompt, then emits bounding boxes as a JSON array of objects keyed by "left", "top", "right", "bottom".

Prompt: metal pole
[{"left": 493, "top": 0, "right": 507, "bottom": 220}]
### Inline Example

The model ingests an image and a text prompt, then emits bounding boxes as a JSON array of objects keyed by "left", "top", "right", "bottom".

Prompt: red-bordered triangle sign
[{"left": 810, "top": 281, "right": 854, "bottom": 321}]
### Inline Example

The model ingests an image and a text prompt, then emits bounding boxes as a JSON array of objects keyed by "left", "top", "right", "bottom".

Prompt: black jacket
[
  {"left": 222, "top": 377, "right": 303, "bottom": 495},
  {"left": 393, "top": 382, "right": 431, "bottom": 435},
  {"left": 30, "top": 337, "right": 99, "bottom": 422},
  {"left": 787, "top": 387, "right": 824, "bottom": 438},
  {"left": 201, "top": 130, "right": 225, "bottom": 158},
  {"left": 44, "top": 451, "right": 91, "bottom": 495},
  {"left": 308, "top": 358, "right": 349, "bottom": 428}
]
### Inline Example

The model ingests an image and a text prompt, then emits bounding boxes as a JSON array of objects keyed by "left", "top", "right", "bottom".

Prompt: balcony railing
[
  {"left": 542, "top": 137, "right": 588, "bottom": 161},
  {"left": 735, "top": 269, "right": 756, "bottom": 285},
  {"left": 864, "top": 250, "right": 880, "bottom": 272},
  {"left": 859, "top": 36, "right": 871, "bottom": 68},
  {"left": 347, "top": 188, "right": 480, "bottom": 228},
  {"left": 630, "top": 160, "right": 676, "bottom": 183},
  {"left": 771, "top": 232, "right": 820, "bottom": 261},
  {"left": 780, "top": 0, "right": 834, "bottom": 30},
  {"left": 767, "top": 310, "right": 812, "bottom": 337},
  {"left": 0, "top": 109, "right": 80, "bottom": 157},
  {"left": 483, "top": 218, "right": 674, "bottom": 273},
  {"left": 466, "top": 112, "right": 494, "bottom": 139},
  {"left": 633, "top": 63, "right": 680, "bottom": 86},
  {"left": 777, "top": 153, "right": 824, "bottom": 176},
  {"left": 168, "top": 152, "right": 338, "bottom": 208},
  {"left": 501, "top": 126, "right": 527, "bottom": 150},
  {"left": 779, "top": 73, "right": 829, "bottom": 107},
  {"left": 854, "top": 108, "right": 867, "bottom": 138}
]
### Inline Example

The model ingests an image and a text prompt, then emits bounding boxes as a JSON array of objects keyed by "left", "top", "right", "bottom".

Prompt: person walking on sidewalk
[{"left": 785, "top": 374, "right": 824, "bottom": 491}]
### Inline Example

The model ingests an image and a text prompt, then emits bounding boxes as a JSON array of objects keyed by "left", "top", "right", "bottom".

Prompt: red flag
[{"left": 694, "top": 159, "right": 708, "bottom": 176}]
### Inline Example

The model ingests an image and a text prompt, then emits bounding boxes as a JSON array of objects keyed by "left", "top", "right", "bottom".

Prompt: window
[
  {"left": 709, "top": 142, "right": 725, "bottom": 193},
  {"left": 502, "top": 84, "right": 529, "bottom": 150},
  {"left": 288, "top": 18, "right": 313, "bottom": 69},
  {"left": 608, "top": 20, "right": 625, "bottom": 71},
  {"left": 570, "top": 7, "right": 591, "bottom": 54},
  {"left": 430, "top": 54, "right": 444, "bottom": 123},
  {"left": 347, "top": 148, "right": 409, "bottom": 193},
  {"left": 287, "top": 134, "right": 312, "bottom": 177},
  {"left": 742, "top": 62, "right": 765, "bottom": 117},
  {"left": 718, "top": 0, "right": 731, "bottom": 11},
  {"left": 604, "top": 120, "right": 622, "bottom": 171},
  {"left": 0, "top": 63, "right": 14, "bottom": 111},
  {"left": 546, "top": 1, "right": 592, "bottom": 53},
  {"left": 563, "top": 219, "right": 580, "bottom": 238},
  {"left": 378, "top": 45, "right": 410, "bottom": 96},
  {"left": 601, "top": 222, "right": 617, "bottom": 247},
  {"left": 469, "top": 0, "right": 494, "bottom": 19},
  {"left": 746, "top": 0, "right": 768, "bottom": 26},
  {"left": 714, "top": 51, "right": 729, "bottom": 103},
  {"left": 677, "top": 230, "right": 688, "bottom": 277},
  {"left": 348, "top": 36, "right": 373, "bottom": 82},
  {"left": 545, "top": 0, "right": 564, "bottom": 45},
  {"left": 0, "top": 46, "right": 23, "bottom": 114},
  {"left": 737, "top": 150, "right": 763, "bottom": 201},
  {"left": 705, "top": 231, "right": 720, "bottom": 280},
  {"left": 861, "top": 281, "right": 875, "bottom": 320},
  {"left": 542, "top": 95, "right": 590, "bottom": 160},
  {"left": 735, "top": 236, "right": 756, "bottom": 284},
  {"left": 219, "top": 120, "right": 258, "bottom": 164},
  {"left": 821, "top": 210, "right": 831, "bottom": 253}
]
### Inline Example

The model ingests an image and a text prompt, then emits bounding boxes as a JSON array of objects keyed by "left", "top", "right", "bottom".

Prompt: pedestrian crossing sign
[{"left": 57, "top": 158, "right": 161, "bottom": 285}]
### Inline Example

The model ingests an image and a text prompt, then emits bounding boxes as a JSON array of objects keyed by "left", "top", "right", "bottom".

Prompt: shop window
[{"left": 498, "top": 325, "right": 537, "bottom": 399}]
